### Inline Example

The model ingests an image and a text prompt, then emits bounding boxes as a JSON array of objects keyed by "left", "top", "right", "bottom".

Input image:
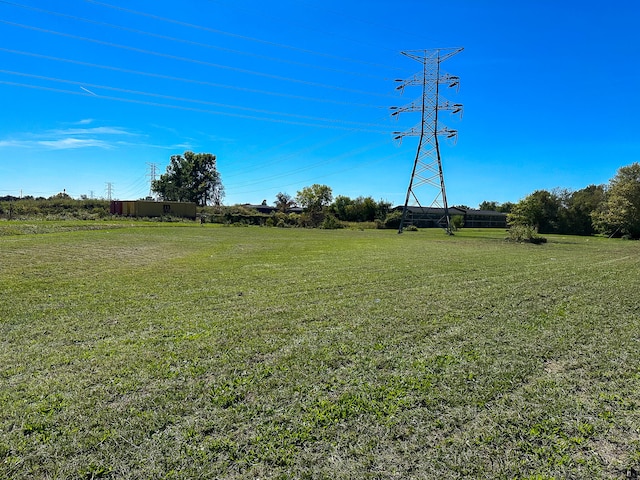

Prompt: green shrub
[
  {"left": 383, "top": 211, "right": 403, "bottom": 229},
  {"left": 269, "top": 212, "right": 298, "bottom": 228},
  {"left": 0, "top": 199, "right": 111, "bottom": 219},
  {"left": 451, "top": 215, "right": 464, "bottom": 231},
  {"left": 507, "top": 224, "right": 547, "bottom": 244},
  {"left": 321, "top": 214, "right": 343, "bottom": 229},
  {"left": 92, "top": 207, "right": 109, "bottom": 218},
  {"left": 297, "top": 212, "right": 320, "bottom": 228}
]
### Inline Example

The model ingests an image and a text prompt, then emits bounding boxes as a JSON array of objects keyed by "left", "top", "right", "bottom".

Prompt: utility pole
[
  {"left": 106, "top": 182, "right": 113, "bottom": 201},
  {"left": 391, "top": 47, "right": 463, "bottom": 234},
  {"left": 146, "top": 162, "right": 158, "bottom": 199}
]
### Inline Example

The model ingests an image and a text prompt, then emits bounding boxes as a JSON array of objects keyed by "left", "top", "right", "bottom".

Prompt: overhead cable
[
  {"left": 0, "top": 20, "right": 393, "bottom": 98},
  {"left": 0, "top": 69, "right": 390, "bottom": 129},
  {"left": 0, "top": 48, "right": 386, "bottom": 109},
  {"left": 84, "top": 0, "right": 402, "bottom": 71},
  {"left": 0, "top": 0, "right": 386, "bottom": 80},
  {"left": 0, "top": 80, "right": 390, "bottom": 133}
]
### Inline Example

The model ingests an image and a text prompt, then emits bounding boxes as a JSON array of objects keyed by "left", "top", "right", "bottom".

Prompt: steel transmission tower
[
  {"left": 146, "top": 162, "right": 158, "bottom": 199},
  {"left": 392, "top": 47, "right": 463, "bottom": 234}
]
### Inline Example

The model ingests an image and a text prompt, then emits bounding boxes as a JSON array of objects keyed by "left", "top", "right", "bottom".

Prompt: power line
[
  {"left": 83, "top": 0, "right": 402, "bottom": 71},
  {"left": 221, "top": 132, "right": 358, "bottom": 181},
  {"left": 0, "top": 69, "right": 390, "bottom": 129},
  {"left": 1, "top": 19, "right": 393, "bottom": 98},
  {"left": 0, "top": 72, "right": 395, "bottom": 193},
  {"left": 229, "top": 149, "right": 406, "bottom": 199},
  {"left": 0, "top": 80, "right": 390, "bottom": 133},
  {"left": 0, "top": 3, "right": 416, "bottom": 204},
  {"left": 0, "top": 48, "right": 387, "bottom": 109},
  {"left": 229, "top": 138, "right": 390, "bottom": 191},
  {"left": 0, "top": 69, "right": 387, "bottom": 130},
  {"left": 117, "top": 175, "right": 149, "bottom": 199},
  {"left": 219, "top": 0, "right": 415, "bottom": 57},
  {"left": 292, "top": 0, "right": 438, "bottom": 49},
  {"left": 0, "top": 0, "right": 388, "bottom": 81}
]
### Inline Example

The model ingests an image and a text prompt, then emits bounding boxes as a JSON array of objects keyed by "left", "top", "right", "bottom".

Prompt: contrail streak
[{"left": 80, "top": 86, "right": 97, "bottom": 96}]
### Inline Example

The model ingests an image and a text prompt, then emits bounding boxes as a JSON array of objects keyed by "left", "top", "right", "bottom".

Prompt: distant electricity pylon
[
  {"left": 391, "top": 47, "right": 463, "bottom": 234},
  {"left": 106, "top": 182, "right": 114, "bottom": 201},
  {"left": 146, "top": 162, "right": 158, "bottom": 199}
]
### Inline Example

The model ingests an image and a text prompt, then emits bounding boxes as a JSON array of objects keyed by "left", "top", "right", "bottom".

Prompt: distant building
[
  {"left": 110, "top": 200, "right": 197, "bottom": 219},
  {"left": 394, "top": 206, "right": 507, "bottom": 229},
  {"left": 242, "top": 204, "right": 303, "bottom": 214},
  {"left": 460, "top": 208, "right": 508, "bottom": 228},
  {"left": 242, "top": 203, "right": 277, "bottom": 214}
]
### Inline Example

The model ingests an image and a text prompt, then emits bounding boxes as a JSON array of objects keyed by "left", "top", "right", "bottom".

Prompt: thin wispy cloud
[
  {"left": 0, "top": 123, "right": 139, "bottom": 151},
  {"left": 0, "top": 140, "right": 29, "bottom": 148},
  {"left": 109, "top": 140, "right": 193, "bottom": 150},
  {"left": 174, "top": 143, "right": 194, "bottom": 150},
  {"left": 51, "top": 127, "right": 137, "bottom": 136},
  {"left": 37, "top": 138, "right": 112, "bottom": 150}
]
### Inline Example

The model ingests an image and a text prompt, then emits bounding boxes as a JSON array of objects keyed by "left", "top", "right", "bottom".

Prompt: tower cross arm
[
  {"left": 390, "top": 101, "right": 422, "bottom": 117},
  {"left": 401, "top": 47, "right": 464, "bottom": 64}
]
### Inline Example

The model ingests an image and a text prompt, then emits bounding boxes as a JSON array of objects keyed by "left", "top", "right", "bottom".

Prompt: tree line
[
  {"left": 294, "top": 185, "right": 393, "bottom": 228},
  {"left": 4, "top": 150, "right": 638, "bottom": 238},
  {"left": 491, "top": 162, "right": 640, "bottom": 239},
  {"left": 268, "top": 162, "right": 640, "bottom": 237},
  {"left": 217, "top": 186, "right": 394, "bottom": 229},
  {"left": 150, "top": 152, "right": 639, "bottom": 237}
]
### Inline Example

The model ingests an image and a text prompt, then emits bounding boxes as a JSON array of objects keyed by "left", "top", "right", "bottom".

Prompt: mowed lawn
[{"left": 1, "top": 223, "right": 639, "bottom": 479}]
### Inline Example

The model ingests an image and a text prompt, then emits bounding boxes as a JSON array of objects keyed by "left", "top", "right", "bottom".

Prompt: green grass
[{"left": 1, "top": 223, "right": 639, "bottom": 479}]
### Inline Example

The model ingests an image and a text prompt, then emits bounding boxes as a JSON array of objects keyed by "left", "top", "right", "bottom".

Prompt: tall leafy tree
[
  {"left": 331, "top": 195, "right": 352, "bottom": 220},
  {"left": 561, "top": 185, "right": 606, "bottom": 236},
  {"left": 330, "top": 195, "right": 390, "bottom": 222},
  {"left": 274, "top": 192, "right": 296, "bottom": 212},
  {"left": 152, "top": 152, "right": 224, "bottom": 206},
  {"left": 507, "top": 190, "right": 562, "bottom": 233},
  {"left": 478, "top": 200, "right": 514, "bottom": 213},
  {"left": 478, "top": 200, "right": 499, "bottom": 211},
  {"left": 593, "top": 162, "right": 640, "bottom": 238},
  {"left": 296, "top": 184, "right": 333, "bottom": 213},
  {"left": 296, "top": 184, "right": 333, "bottom": 227}
]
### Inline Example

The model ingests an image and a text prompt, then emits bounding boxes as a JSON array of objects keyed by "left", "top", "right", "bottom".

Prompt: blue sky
[{"left": 1, "top": 0, "right": 638, "bottom": 207}]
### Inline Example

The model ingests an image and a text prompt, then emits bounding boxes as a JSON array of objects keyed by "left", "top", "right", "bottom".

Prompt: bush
[
  {"left": 382, "top": 211, "right": 403, "bottom": 230},
  {"left": 297, "top": 212, "right": 324, "bottom": 228},
  {"left": 0, "top": 199, "right": 111, "bottom": 219},
  {"left": 321, "top": 214, "right": 343, "bottom": 229},
  {"left": 451, "top": 215, "right": 464, "bottom": 231},
  {"left": 268, "top": 212, "right": 298, "bottom": 228},
  {"left": 507, "top": 224, "right": 547, "bottom": 244},
  {"left": 91, "top": 207, "right": 109, "bottom": 218}
]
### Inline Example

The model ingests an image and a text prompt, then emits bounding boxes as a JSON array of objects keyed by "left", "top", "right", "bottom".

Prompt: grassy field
[{"left": 1, "top": 222, "right": 639, "bottom": 479}]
